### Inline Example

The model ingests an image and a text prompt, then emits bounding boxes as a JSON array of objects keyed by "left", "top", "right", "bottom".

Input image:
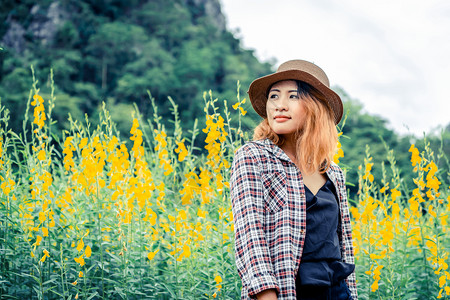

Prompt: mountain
[{"left": 0, "top": 0, "right": 272, "bottom": 135}]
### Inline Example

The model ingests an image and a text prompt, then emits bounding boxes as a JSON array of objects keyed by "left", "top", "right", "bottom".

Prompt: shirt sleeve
[
  {"left": 230, "top": 144, "right": 279, "bottom": 298},
  {"left": 333, "top": 164, "right": 358, "bottom": 299}
]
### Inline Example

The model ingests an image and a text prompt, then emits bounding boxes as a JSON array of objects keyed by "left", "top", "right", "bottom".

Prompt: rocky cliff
[{"left": 1, "top": 0, "right": 227, "bottom": 54}]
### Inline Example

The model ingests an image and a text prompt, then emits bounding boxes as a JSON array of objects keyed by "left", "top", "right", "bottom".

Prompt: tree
[
  {"left": 85, "top": 22, "right": 148, "bottom": 90},
  {"left": 115, "top": 38, "right": 177, "bottom": 116}
]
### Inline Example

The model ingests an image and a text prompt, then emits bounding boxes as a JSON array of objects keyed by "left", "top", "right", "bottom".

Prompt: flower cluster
[
  {"left": 154, "top": 129, "right": 174, "bottom": 176},
  {"left": 350, "top": 143, "right": 450, "bottom": 297},
  {"left": 2, "top": 82, "right": 448, "bottom": 299},
  {"left": 31, "top": 94, "right": 46, "bottom": 130},
  {"left": 333, "top": 132, "right": 344, "bottom": 163},
  {"left": 408, "top": 144, "right": 448, "bottom": 298}
]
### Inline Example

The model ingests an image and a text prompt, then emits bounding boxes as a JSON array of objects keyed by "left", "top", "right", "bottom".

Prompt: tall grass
[{"left": 0, "top": 77, "right": 449, "bottom": 299}]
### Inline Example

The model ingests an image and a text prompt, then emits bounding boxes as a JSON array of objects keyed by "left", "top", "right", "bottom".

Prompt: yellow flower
[
  {"left": 370, "top": 249, "right": 387, "bottom": 260},
  {"left": 31, "top": 94, "right": 46, "bottom": 129},
  {"left": 439, "top": 275, "right": 447, "bottom": 287},
  {"left": 197, "top": 208, "right": 207, "bottom": 218},
  {"left": 79, "top": 137, "right": 88, "bottom": 149},
  {"left": 154, "top": 130, "right": 167, "bottom": 151},
  {"left": 76, "top": 239, "right": 84, "bottom": 252},
  {"left": 392, "top": 203, "right": 400, "bottom": 220},
  {"left": 428, "top": 205, "right": 437, "bottom": 218},
  {"left": 409, "top": 144, "right": 422, "bottom": 167},
  {"left": 380, "top": 182, "right": 389, "bottom": 193},
  {"left": 391, "top": 188, "right": 401, "bottom": 202},
  {"left": 130, "top": 118, "right": 144, "bottom": 158},
  {"left": 370, "top": 265, "right": 383, "bottom": 292},
  {"left": 175, "top": 140, "right": 188, "bottom": 162},
  {"left": 349, "top": 206, "right": 360, "bottom": 221},
  {"left": 180, "top": 171, "right": 200, "bottom": 205},
  {"left": 162, "top": 160, "right": 173, "bottom": 176},
  {"left": 362, "top": 161, "right": 374, "bottom": 182},
  {"left": 333, "top": 133, "right": 344, "bottom": 163},
  {"left": 34, "top": 235, "right": 43, "bottom": 246},
  {"left": 178, "top": 209, "right": 187, "bottom": 220},
  {"left": 147, "top": 249, "right": 159, "bottom": 261},
  {"left": 180, "top": 244, "right": 191, "bottom": 260},
  {"left": 85, "top": 245, "right": 92, "bottom": 258},
  {"left": 409, "top": 198, "right": 419, "bottom": 212},
  {"left": 370, "top": 280, "right": 379, "bottom": 292},
  {"left": 232, "top": 98, "right": 247, "bottom": 115},
  {"left": 440, "top": 213, "right": 448, "bottom": 226},
  {"left": 214, "top": 275, "right": 222, "bottom": 284},
  {"left": 426, "top": 239, "right": 438, "bottom": 257},
  {"left": 40, "top": 249, "right": 50, "bottom": 263},
  {"left": 144, "top": 207, "right": 157, "bottom": 226},
  {"left": 333, "top": 145, "right": 344, "bottom": 164},
  {"left": 74, "top": 255, "right": 85, "bottom": 267},
  {"left": 79, "top": 271, "right": 83, "bottom": 278}
]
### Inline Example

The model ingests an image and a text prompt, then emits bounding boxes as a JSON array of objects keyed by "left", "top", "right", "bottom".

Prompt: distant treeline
[
  {"left": 0, "top": 0, "right": 272, "bottom": 135},
  {"left": 0, "top": 0, "right": 448, "bottom": 198}
]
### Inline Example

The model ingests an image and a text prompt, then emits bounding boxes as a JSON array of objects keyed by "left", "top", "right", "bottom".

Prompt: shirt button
[{"left": 300, "top": 229, "right": 305, "bottom": 234}]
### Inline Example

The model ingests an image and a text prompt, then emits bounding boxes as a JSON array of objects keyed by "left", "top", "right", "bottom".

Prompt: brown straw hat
[{"left": 248, "top": 59, "right": 343, "bottom": 124}]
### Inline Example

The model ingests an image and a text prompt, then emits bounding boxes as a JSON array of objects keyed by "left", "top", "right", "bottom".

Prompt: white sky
[{"left": 220, "top": 0, "right": 450, "bottom": 136}]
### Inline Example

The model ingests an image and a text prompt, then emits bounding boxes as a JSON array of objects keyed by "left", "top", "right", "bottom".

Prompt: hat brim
[{"left": 248, "top": 69, "right": 343, "bottom": 124}]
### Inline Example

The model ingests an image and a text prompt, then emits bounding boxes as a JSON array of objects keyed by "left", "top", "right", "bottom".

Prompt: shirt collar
[
  {"left": 252, "top": 138, "right": 293, "bottom": 163},
  {"left": 252, "top": 138, "right": 339, "bottom": 187}
]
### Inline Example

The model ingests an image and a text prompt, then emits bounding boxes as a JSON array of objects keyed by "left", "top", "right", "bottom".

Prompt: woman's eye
[
  {"left": 290, "top": 94, "right": 299, "bottom": 99},
  {"left": 269, "top": 94, "right": 278, "bottom": 99}
]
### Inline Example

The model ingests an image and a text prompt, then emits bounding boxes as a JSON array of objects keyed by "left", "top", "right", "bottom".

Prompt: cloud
[{"left": 221, "top": 0, "right": 450, "bottom": 135}]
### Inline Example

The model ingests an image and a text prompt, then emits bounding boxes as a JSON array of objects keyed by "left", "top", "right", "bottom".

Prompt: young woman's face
[{"left": 266, "top": 80, "right": 306, "bottom": 137}]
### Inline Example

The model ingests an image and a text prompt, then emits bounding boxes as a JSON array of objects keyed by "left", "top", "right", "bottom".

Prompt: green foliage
[
  {"left": 0, "top": 0, "right": 272, "bottom": 142},
  {"left": 335, "top": 87, "right": 449, "bottom": 199},
  {"left": 1, "top": 76, "right": 449, "bottom": 299},
  {"left": 1, "top": 0, "right": 447, "bottom": 199}
]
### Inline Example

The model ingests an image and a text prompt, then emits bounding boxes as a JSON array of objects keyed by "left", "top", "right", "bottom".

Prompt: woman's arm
[
  {"left": 256, "top": 289, "right": 278, "bottom": 300},
  {"left": 231, "top": 144, "right": 280, "bottom": 298},
  {"left": 332, "top": 163, "right": 358, "bottom": 299}
]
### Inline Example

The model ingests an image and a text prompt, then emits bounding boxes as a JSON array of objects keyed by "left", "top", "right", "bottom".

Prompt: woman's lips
[{"left": 274, "top": 115, "right": 291, "bottom": 122}]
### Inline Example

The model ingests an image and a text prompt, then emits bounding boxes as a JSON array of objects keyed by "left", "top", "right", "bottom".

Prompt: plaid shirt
[{"left": 230, "top": 139, "right": 357, "bottom": 299}]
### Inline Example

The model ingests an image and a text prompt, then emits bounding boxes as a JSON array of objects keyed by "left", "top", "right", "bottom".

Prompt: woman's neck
[
  {"left": 280, "top": 138, "right": 298, "bottom": 165},
  {"left": 280, "top": 135, "right": 318, "bottom": 176},
  {"left": 281, "top": 141, "right": 323, "bottom": 181}
]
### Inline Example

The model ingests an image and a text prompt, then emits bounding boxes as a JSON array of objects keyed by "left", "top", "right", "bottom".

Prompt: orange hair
[{"left": 253, "top": 82, "right": 338, "bottom": 175}]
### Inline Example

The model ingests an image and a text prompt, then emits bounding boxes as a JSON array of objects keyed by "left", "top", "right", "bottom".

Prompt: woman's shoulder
[
  {"left": 328, "top": 161, "right": 344, "bottom": 173},
  {"left": 235, "top": 139, "right": 271, "bottom": 156},
  {"left": 327, "top": 161, "right": 346, "bottom": 184},
  {"left": 233, "top": 139, "right": 275, "bottom": 164}
]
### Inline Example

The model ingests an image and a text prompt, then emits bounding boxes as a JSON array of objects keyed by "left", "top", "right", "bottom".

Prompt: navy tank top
[{"left": 296, "top": 178, "right": 354, "bottom": 287}]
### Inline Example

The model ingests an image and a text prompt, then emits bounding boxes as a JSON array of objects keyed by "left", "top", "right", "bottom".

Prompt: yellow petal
[
  {"left": 85, "top": 245, "right": 92, "bottom": 258},
  {"left": 214, "top": 275, "right": 222, "bottom": 284},
  {"left": 76, "top": 239, "right": 84, "bottom": 252},
  {"left": 37, "top": 150, "right": 46, "bottom": 161}
]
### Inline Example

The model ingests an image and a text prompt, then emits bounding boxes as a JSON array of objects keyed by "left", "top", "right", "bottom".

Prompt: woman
[{"left": 230, "top": 60, "right": 357, "bottom": 300}]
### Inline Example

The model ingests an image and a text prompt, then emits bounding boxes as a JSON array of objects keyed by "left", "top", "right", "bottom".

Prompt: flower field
[{"left": 0, "top": 78, "right": 449, "bottom": 299}]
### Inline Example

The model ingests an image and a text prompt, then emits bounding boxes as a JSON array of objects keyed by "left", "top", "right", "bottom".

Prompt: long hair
[{"left": 253, "top": 81, "right": 338, "bottom": 174}]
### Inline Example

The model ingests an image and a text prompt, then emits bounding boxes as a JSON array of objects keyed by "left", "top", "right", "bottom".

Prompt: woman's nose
[{"left": 275, "top": 96, "right": 288, "bottom": 111}]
